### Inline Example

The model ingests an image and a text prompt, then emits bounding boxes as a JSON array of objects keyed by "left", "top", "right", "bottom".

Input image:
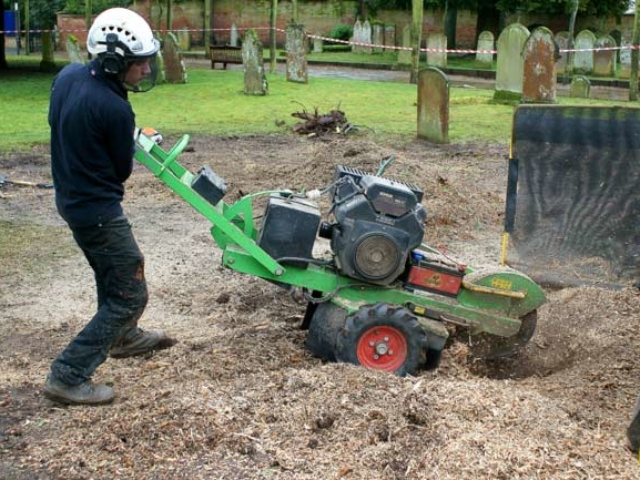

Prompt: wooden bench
[{"left": 209, "top": 45, "right": 243, "bottom": 69}]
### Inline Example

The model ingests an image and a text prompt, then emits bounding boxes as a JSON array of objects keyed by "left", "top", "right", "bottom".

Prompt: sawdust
[{"left": 1, "top": 134, "right": 639, "bottom": 479}]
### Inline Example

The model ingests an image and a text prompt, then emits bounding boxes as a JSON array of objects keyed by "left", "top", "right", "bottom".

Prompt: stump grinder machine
[{"left": 134, "top": 133, "right": 546, "bottom": 376}]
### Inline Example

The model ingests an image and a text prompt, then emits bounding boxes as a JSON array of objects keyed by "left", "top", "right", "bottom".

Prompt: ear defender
[{"left": 101, "top": 32, "right": 125, "bottom": 74}]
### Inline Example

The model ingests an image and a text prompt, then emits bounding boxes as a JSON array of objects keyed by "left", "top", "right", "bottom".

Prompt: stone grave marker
[
  {"left": 554, "top": 31, "right": 570, "bottom": 75},
  {"left": 162, "top": 32, "right": 187, "bottom": 84},
  {"left": 384, "top": 25, "right": 396, "bottom": 52},
  {"left": 352, "top": 19, "right": 363, "bottom": 53},
  {"left": 570, "top": 75, "right": 590, "bottom": 98},
  {"left": 313, "top": 33, "right": 323, "bottom": 53},
  {"left": 373, "top": 24, "right": 384, "bottom": 53},
  {"left": 417, "top": 67, "right": 450, "bottom": 144},
  {"left": 593, "top": 35, "right": 616, "bottom": 77},
  {"left": 286, "top": 23, "right": 308, "bottom": 84},
  {"left": 242, "top": 29, "right": 267, "bottom": 95},
  {"left": 230, "top": 24, "right": 239, "bottom": 47},
  {"left": 619, "top": 39, "right": 632, "bottom": 79},
  {"left": 177, "top": 28, "right": 190, "bottom": 52},
  {"left": 474, "top": 31, "right": 494, "bottom": 69},
  {"left": 398, "top": 26, "right": 412, "bottom": 65},
  {"left": 494, "top": 23, "right": 530, "bottom": 103},
  {"left": 522, "top": 27, "right": 557, "bottom": 103},
  {"left": 426, "top": 33, "right": 447, "bottom": 68},
  {"left": 573, "top": 30, "right": 596, "bottom": 74},
  {"left": 66, "top": 35, "right": 85, "bottom": 64},
  {"left": 362, "top": 20, "right": 373, "bottom": 54}
]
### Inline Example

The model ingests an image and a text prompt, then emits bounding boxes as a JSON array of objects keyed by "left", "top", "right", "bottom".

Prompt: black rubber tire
[
  {"left": 335, "top": 303, "right": 428, "bottom": 376},
  {"left": 467, "top": 310, "right": 538, "bottom": 360},
  {"left": 305, "top": 301, "right": 348, "bottom": 362}
]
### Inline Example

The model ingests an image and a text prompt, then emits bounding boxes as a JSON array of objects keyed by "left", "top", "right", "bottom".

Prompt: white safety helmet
[{"left": 87, "top": 8, "right": 159, "bottom": 59}]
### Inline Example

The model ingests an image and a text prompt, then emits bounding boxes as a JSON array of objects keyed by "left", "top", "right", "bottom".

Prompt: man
[{"left": 44, "top": 8, "right": 176, "bottom": 406}]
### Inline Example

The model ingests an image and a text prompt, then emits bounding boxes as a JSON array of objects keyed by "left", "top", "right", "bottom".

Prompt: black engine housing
[{"left": 330, "top": 169, "right": 426, "bottom": 285}]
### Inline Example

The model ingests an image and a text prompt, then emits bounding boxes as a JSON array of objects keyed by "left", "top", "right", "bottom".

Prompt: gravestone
[
  {"left": 522, "top": 27, "right": 557, "bottom": 104},
  {"left": 398, "top": 26, "right": 412, "bottom": 65},
  {"left": 384, "top": 25, "right": 396, "bottom": 52},
  {"left": 352, "top": 19, "right": 363, "bottom": 53},
  {"left": 619, "top": 39, "right": 632, "bottom": 79},
  {"left": 474, "top": 31, "right": 494, "bottom": 69},
  {"left": 373, "top": 24, "right": 384, "bottom": 53},
  {"left": 554, "top": 31, "right": 570, "bottom": 75},
  {"left": 362, "top": 20, "right": 373, "bottom": 54},
  {"left": 494, "top": 23, "right": 530, "bottom": 103},
  {"left": 570, "top": 75, "right": 590, "bottom": 98},
  {"left": 573, "top": 30, "right": 596, "bottom": 74},
  {"left": 230, "top": 24, "right": 239, "bottom": 47},
  {"left": 176, "top": 28, "right": 190, "bottom": 52},
  {"left": 242, "top": 29, "right": 267, "bottom": 95},
  {"left": 593, "top": 35, "right": 616, "bottom": 77},
  {"left": 313, "top": 33, "right": 323, "bottom": 53},
  {"left": 426, "top": 33, "right": 447, "bottom": 68},
  {"left": 162, "top": 32, "right": 187, "bottom": 84},
  {"left": 417, "top": 67, "right": 450, "bottom": 144},
  {"left": 286, "top": 23, "right": 308, "bottom": 84},
  {"left": 66, "top": 35, "right": 85, "bottom": 64}
]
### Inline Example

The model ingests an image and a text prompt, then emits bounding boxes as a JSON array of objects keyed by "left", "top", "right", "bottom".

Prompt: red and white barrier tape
[{"left": 2, "top": 26, "right": 638, "bottom": 55}]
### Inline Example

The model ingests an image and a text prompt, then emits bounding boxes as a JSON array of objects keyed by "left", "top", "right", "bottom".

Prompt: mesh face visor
[{"left": 124, "top": 54, "right": 158, "bottom": 93}]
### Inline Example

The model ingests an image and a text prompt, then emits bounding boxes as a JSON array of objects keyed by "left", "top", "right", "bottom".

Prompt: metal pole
[{"left": 24, "top": 0, "right": 30, "bottom": 56}]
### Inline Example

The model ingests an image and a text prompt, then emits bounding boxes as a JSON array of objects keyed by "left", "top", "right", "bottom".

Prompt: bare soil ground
[{"left": 1, "top": 133, "right": 640, "bottom": 479}]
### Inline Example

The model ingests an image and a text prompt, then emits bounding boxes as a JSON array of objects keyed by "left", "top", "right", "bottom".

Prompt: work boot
[
  {"left": 43, "top": 376, "right": 114, "bottom": 406},
  {"left": 110, "top": 328, "right": 177, "bottom": 359},
  {"left": 628, "top": 395, "right": 640, "bottom": 453}
]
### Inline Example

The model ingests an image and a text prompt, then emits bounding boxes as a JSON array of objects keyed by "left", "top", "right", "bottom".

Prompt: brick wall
[{"left": 56, "top": 1, "right": 636, "bottom": 52}]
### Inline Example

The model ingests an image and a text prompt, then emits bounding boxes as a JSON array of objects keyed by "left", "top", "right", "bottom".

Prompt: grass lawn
[{"left": 0, "top": 55, "right": 631, "bottom": 152}]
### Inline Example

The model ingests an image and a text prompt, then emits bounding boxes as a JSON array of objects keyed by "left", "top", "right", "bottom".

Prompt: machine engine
[{"left": 327, "top": 166, "right": 427, "bottom": 285}]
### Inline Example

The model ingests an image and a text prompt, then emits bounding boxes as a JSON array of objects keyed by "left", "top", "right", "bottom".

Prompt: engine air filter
[{"left": 353, "top": 233, "right": 400, "bottom": 280}]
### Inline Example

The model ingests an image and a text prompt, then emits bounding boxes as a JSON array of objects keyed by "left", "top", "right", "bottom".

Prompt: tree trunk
[
  {"left": 270, "top": 0, "right": 278, "bottom": 74},
  {"left": 444, "top": 2, "right": 457, "bottom": 50},
  {"left": 475, "top": 4, "right": 502, "bottom": 44},
  {"left": 630, "top": 0, "right": 640, "bottom": 101},
  {"left": 204, "top": 0, "right": 212, "bottom": 49},
  {"left": 410, "top": 0, "right": 423, "bottom": 84},
  {"left": 40, "top": 30, "right": 56, "bottom": 72},
  {"left": 565, "top": 0, "right": 579, "bottom": 83},
  {"left": 0, "top": 2, "right": 8, "bottom": 70}
]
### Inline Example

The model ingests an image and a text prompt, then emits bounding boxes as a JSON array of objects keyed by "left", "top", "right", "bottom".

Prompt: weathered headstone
[
  {"left": 66, "top": 35, "right": 85, "bottom": 64},
  {"left": 384, "top": 25, "right": 396, "bottom": 52},
  {"left": 522, "top": 27, "right": 557, "bottom": 103},
  {"left": 162, "top": 32, "right": 187, "bottom": 84},
  {"left": 474, "top": 31, "right": 494, "bottom": 69},
  {"left": 619, "top": 39, "right": 632, "bottom": 79},
  {"left": 426, "top": 33, "right": 447, "bottom": 68},
  {"left": 494, "top": 23, "right": 530, "bottom": 103},
  {"left": 373, "top": 24, "right": 384, "bottom": 54},
  {"left": 417, "top": 67, "right": 450, "bottom": 144},
  {"left": 352, "top": 19, "right": 363, "bottom": 53},
  {"left": 176, "top": 28, "right": 190, "bottom": 52},
  {"left": 285, "top": 23, "right": 308, "bottom": 84},
  {"left": 362, "top": 20, "right": 373, "bottom": 54},
  {"left": 570, "top": 75, "right": 590, "bottom": 98},
  {"left": 242, "top": 29, "right": 267, "bottom": 95},
  {"left": 313, "top": 33, "right": 323, "bottom": 53},
  {"left": 593, "top": 35, "right": 616, "bottom": 77},
  {"left": 573, "top": 30, "right": 596, "bottom": 74},
  {"left": 398, "top": 26, "right": 412, "bottom": 65},
  {"left": 554, "top": 31, "right": 570, "bottom": 75},
  {"left": 230, "top": 24, "right": 239, "bottom": 47}
]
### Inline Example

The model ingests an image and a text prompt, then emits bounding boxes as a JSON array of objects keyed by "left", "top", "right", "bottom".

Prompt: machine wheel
[
  {"left": 305, "top": 302, "right": 348, "bottom": 362},
  {"left": 335, "top": 303, "right": 428, "bottom": 376},
  {"left": 467, "top": 310, "right": 538, "bottom": 360}
]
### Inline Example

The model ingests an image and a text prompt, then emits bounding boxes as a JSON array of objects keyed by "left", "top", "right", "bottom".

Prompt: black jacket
[{"left": 49, "top": 59, "right": 136, "bottom": 227}]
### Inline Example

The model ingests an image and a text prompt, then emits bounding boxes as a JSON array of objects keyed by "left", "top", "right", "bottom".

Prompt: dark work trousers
[{"left": 50, "top": 215, "right": 148, "bottom": 386}]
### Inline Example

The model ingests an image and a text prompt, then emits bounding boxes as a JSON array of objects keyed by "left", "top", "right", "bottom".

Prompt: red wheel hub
[{"left": 356, "top": 325, "right": 408, "bottom": 372}]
